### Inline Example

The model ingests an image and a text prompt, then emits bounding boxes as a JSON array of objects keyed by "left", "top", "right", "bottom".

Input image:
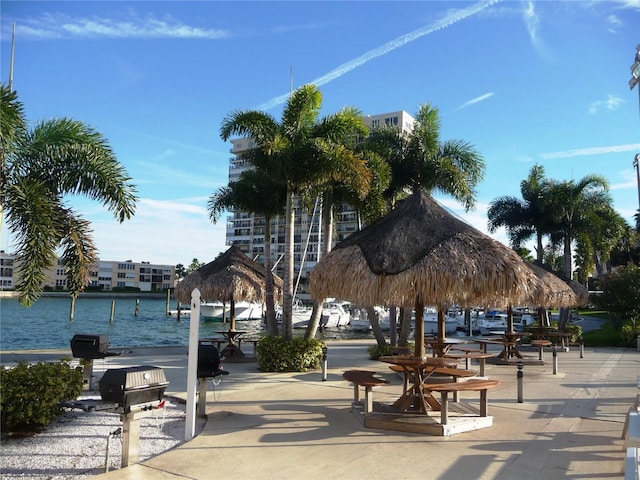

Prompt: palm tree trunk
[
  {"left": 367, "top": 306, "right": 386, "bottom": 346},
  {"left": 305, "top": 193, "right": 332, "bottom": 339},
  {"left": 398, "top": 307, "right": 412, "bottom": 345},
  {"left": 282, "top": 189, "right": 294, "bottom": 340},
  {"left": 388, "top": 306, "right": 398, "bottom": 346},
  {"left": 263, "top": 216, "right": 279, "bottom": 337},
  {"left": 536, "top": 232, "right": 544, "bottom": 263}
]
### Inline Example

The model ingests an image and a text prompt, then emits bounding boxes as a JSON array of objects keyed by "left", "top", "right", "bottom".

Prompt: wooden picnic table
[
  {"left": 424, "top": 337, "right": 469, "bottom": 357},
  {"left": 443, "top": 351, "right": 495, "bottom": 376},
  {"left": 216, "top": 330, "right": 247, "bottom": 359},
  {"left": 474, "top": 333, "right": 524, "bottom": 362},
  {"left": 545, "top": 331, "right": 573, "bottom": 350},
  {"left": 378, "top": 355, "right": 453, "bottom": 414}
]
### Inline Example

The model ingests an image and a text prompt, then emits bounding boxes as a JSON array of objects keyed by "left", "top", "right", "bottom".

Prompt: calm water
[{"left": 0, "top": 296, "right": 373, "bottom": 351}]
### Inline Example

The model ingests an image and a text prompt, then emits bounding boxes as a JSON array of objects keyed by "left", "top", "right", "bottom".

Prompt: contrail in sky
[{"left": 257, "top": 0, "right": 503, "bottom": 111}]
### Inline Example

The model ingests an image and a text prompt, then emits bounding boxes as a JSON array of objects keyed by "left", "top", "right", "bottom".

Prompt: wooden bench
[
  {"left": 530, "top": 339, "right": 552, "bottom": 361},
  {"left": 422, "top": 379, "right": 501, "bottom": 425},
  {"left": 343, "top": 370, "right": 389, "bottom": 413},
  {"left": 238, "top": 337, "right": 260, "bottom": 355}
]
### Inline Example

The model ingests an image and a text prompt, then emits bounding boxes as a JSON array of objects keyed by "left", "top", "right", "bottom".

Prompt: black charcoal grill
[
  {"left": 98, "top": 365, "right": 169, "bottom": 413},
  {"left": 197, "top": 342, "right": 229, "bottom": 378},
  {"left": 70, "top": 334, "right": 122, "bottom": 359}
]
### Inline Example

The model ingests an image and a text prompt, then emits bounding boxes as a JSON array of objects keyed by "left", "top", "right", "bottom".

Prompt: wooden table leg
[{"left": 439, "top": 391, "right": 449, "bottom": 425}]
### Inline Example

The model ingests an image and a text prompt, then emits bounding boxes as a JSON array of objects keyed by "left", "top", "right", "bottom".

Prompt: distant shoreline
[{"left": 0, "top": 291, "right": 169, "bottom": 299}]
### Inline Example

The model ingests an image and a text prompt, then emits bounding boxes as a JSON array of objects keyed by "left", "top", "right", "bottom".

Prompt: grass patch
[{"left": 577, "top": 309, "right": 629, "bottom": 347}]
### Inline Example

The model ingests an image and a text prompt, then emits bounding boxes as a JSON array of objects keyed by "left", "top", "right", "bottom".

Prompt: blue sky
[{"left": 1, "top": 0, "right": 639, "bottom": 267}]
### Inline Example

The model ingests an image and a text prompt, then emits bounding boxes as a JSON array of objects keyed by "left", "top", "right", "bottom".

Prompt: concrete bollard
[
  {"left": 552, "top": 346, "right": 558, "bottom": 375},
  {"left": 517, "top": 361, "right": 524, "bottom": 403},
  {"left": 580, "top": 337, "right": 584, "bottom": 358},
  {"left": 321, "top": 346, "right": 328, "bottom": 381}
]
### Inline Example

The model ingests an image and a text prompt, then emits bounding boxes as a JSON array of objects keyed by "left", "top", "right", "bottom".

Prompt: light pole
[{"left": 630, "top": 44, "right": 640, "bottom": 213}]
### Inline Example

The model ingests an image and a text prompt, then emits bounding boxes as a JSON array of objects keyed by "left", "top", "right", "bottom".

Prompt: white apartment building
[
  {"left": 0, "top": 251, "right": 175, "bottom": 292},
  {"left": 225, "top": 111, "right": 415, "bottom": 301}
]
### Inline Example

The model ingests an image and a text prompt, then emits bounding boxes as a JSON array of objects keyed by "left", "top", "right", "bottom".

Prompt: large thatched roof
[
  {"left": 174, "top": 245, "right": 283, "bottom": 305},
  {"left": 310, "top": 191, "right": 540, "bottom": 309}
]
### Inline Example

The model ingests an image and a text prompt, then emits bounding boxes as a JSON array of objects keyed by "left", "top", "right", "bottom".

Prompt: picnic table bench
[
  {"left": 422, "top": 379, "right": 501, "bottom": 425},
  {"left": 343, "top": 370, "right": 389, "bottom": 413}
]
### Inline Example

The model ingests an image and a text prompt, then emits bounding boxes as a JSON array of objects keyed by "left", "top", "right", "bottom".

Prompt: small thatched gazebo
[
  {"left": 310, "top": 191, "right": 544, "bottom": 358},
  {"left": 517, "top": 261, "right": 589, "bottom": 331},
  {"left": 175, "top": 245, "right": 283, "bottom": 331}
]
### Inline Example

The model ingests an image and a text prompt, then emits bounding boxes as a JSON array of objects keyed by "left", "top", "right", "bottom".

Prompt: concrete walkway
[{"left": 2, "top": 339, "right": 638, "bottom": 480}]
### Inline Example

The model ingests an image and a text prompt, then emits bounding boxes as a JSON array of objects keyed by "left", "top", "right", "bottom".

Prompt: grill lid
[{"left": 99, "top": 365, "right": 169, "bottom": 409}]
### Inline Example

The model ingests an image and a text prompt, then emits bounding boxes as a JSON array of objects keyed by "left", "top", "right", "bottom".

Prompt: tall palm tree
[
  {"left": 362, "top": 102, "right": 485, "bottom": 345},
  {"left": 220, "top": 85, "right": 371, "bottom": 340},
  {"left": 545, "top": 174, "right": 610, "bottom": 280},
  {"left": 208, "top": 167, "right": 286, "bottom": 336},
  {"left": 1, "top": 84, "right": 137, "bottom": 306},
  {"left": 367, "top": 103, "right": 484, "bottom": 209},
  {"left": 574, "top": 204, "right": 627, "bottom": 279},
  {"left": 488, "top": 164, "right": 552, "bottom": 262}
]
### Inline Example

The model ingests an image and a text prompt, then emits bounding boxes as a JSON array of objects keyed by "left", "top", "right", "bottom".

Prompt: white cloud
[
  {"left": 540, "top": 143, "right": 640, "bottom": 160},
  {"left": 588, "top": 94, "right": 623, "bottom": 114},
  {"left": 523, "top": 1, "right": 542, "bottom": 51},
  {"left": 453, "top": 93, "right": 495, "bottom": 112},
  {"left": 5, "top": 13, "right": 229, "bottom": 40}
]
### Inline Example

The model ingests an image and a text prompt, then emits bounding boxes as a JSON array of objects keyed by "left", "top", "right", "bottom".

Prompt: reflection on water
[{"left": 0, "top": 296, "right": 374, "bottom": 351}]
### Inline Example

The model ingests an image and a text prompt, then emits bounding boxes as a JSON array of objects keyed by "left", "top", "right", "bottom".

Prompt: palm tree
[
  {"left": 545, "top": 174, "right": 610, "bottom": 280},
  {"left": 220, "top": 84, "right": 371, "bottom": 340},
  {"left": 362, "top": 102, "right": 485, "bottom": 345},
  {"left": 208, "top": 167, "right": 286, "bottom": 336},
  {"left": 367, "top": 103, "right": 484, "bottom": 209},
  {"left": 574, "top": 204, "right": 627, "bottom": 279},
  {"left": 488, "top": 164, "right": 552, "bottom": 262},
  {"left": 1, "top": 84, "right": 137, "bottom": 306}
]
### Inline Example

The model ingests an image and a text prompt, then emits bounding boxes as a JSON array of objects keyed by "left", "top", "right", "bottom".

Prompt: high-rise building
[{"left": 224, "top": 111, "right": 415, "bottom": 301}]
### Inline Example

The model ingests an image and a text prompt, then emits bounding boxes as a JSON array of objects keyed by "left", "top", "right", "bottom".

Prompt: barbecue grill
[
  {"left": 197, "top": 342, "right": 229, "bottom": 378},
  {"left": 99, "top": 365, "right": 169, "bottom": 413},
  {"left": 70, "top": 334, "right": 121, "bottom": 359},
  {"left": 70, "top": 334, "right": 126, "bottom": 390},
  {"left": 61, "top": 364, "right": 170, "bottom": 468}
]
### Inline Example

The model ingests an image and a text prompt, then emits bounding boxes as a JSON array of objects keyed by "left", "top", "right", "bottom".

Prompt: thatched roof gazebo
[
  {"left": 310, "top": 191, "right": 543, "bottom": 357},
  {"left": 524, "top": 261, "right": 589, "bottom": 309},
  {"left": 175, "top": 245, "right": 283, "bottom": 331}
]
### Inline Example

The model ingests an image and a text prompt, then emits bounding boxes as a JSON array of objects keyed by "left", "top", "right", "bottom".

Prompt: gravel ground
[{"left": 1, "top": 397, "right": 206, "bottom": 479}]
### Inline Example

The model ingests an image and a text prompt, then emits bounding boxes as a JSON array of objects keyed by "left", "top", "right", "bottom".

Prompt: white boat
[
  {"left": 277, "top": 300, "right": 314, "bottom": 328},
  {"left": 320, "top": 301, "right": 351, "bottom": 328},
  {"left": 476, "top": 311, "right": 508, "bottom": 335},
  {"left": 200, "top": 301, "right": 264, "bottom": 321},
  {"left": 424, "top": 312, "right": 459, "bottom": 335},
  {"left": 167, "top": 308, "right": 191, "bottom": 317}
]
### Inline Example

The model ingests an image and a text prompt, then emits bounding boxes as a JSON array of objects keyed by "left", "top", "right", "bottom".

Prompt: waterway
[{"left": 0, "top": 295, "right": 373, "bottom": 351}]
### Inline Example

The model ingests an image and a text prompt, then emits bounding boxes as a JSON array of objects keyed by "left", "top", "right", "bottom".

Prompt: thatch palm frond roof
[
  {"left": 174, "top": 245, "right": 283, "bottom": 305},
  {"left": 524, "top": 261, "right": 589, "bottom": 308},
  {"left": 310, "top": 191, "right": 540, "bottom": 309}
]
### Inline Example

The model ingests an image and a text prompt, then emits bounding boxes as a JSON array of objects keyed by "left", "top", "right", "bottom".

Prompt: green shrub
[
  {"left": 1, "top": 360, "right": 83, "bottom": 432},
  {"left": 256, "top": 337, "right": 325, "bottom": 372},
  {"left": 620, "top": 323, "right": 640, "bottom": 348},
  {"left": 368, "top": 344, "right": 393, "bottom": 360},
  {"left": 561, "top": 323, "right": 583, "bottom": 344}
]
